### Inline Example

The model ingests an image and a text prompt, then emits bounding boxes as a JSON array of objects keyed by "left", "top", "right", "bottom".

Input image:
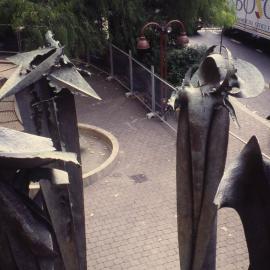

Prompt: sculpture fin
[{"left": 215, "top": 136, "right": 270, "bottom": 270}]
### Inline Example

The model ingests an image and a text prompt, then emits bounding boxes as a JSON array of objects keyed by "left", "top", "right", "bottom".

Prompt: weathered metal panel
[
  {"left": 7, "top": 48, "right": 54, "bottom": 68},
  {"left": 0, "top": 181, "right": 55, "bottom": 270},
  {"left": 215, "top": 136, "right": 270, "bottom": 270},
  {"left": 53, "top": 90, "right": 87, "bottom": 270},
  {"left": 0, "top": 48, "right": 63, "bottom": 99},
  {"left": 48, "top": 66, "right": 101, "bottom": 100},
  {"left": 176, "top": 87, "right": 229, "bottom": 270},
  {"left": 0, "top": 126, "right": 78, "bottom": 168},
  {"left": 40, "top": 179, "right": 80, "bottom": 270},
  {"left": 174, "top": 46, "right": 265, "bottom": 270},
  {"left": 15, "top": 81, "right": 86, "bottom": 270},
  {"left": 1, "top": 31, "right": 101, "bottom": 269}
]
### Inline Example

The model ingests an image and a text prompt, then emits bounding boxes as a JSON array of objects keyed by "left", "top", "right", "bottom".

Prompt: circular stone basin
[
  {"left": 78, "top": 124, "right": 119, "bottom": 186},
  {"left": 29, "top": 124, "right": 119, "bottom": 192},
  {"left": 80, "top": 129, "right": 110, "bottom": 173}
]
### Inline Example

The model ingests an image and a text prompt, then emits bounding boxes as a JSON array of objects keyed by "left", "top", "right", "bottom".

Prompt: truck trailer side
[{"left": 232, "top": 0, "right": 270, "bottom": 40}]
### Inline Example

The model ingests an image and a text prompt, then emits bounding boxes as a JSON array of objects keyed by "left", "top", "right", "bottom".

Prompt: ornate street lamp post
[
  {"left": 137, "top": 20, "right": 188, "bottom": 80},
  {"left": 137, "top": 20, "right": 188, "bottom": 113}
]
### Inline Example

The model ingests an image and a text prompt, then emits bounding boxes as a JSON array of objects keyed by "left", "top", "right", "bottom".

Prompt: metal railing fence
[{"left": 109, "top": 44, "right": 176, "bottom": 120}]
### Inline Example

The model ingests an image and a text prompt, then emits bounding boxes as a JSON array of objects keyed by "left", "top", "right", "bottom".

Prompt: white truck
[{"left": 232, "top": 0, "right": 270, "bottom": 40}]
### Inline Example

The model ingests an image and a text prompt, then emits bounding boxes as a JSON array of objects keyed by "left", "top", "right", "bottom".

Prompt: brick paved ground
[{"left": 76, "top": 70, "right": 270, "bottom": 269}]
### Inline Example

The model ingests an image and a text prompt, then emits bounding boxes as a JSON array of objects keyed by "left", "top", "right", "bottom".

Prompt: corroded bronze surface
[
  {"left": 215, "top": 136, "right": 270, "bottom": 270},
  {"left": 176, "top": 86, "right": 229, "bottom": 270},
  {"left": 171, "top": 45, "right": 265, "bottom": 270},
  {"left": 0, "top": 126, "right": 79, "bottom": 270},
  {"left": 0, "top": 31, "right": 100, "bottom": 270}
]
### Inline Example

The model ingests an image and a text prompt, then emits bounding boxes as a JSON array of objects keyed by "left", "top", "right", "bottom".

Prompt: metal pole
[
  {"left": 159, "top": 32, "right": 165, "bottom": 79},
  {"left": 109, "top": 43, "right": 114, "bottom": 77},
  {"left": 129, "top": 50, "right": 134, "bottom": 94},
  {"left": 220, "top": 27, "right": 224, "bottom": 53},
  {"left": 151, "top": 65, "right": 156, "bottom": 113},
  {"left": 16, "top": 31, "right": 21, "bottom": 52},
  {"left": 163, "top": 34, "right": 168, "bottom": 104},
  {"left": 160, "top": 32, "right": 166, "bottom": 114}
]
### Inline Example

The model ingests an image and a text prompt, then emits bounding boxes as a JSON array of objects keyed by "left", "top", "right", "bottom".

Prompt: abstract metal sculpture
[
  {"left": 0, "top": 126, "right": 79, "bottom": 270},
  {"left": 169, "top": 45, "right": 265, "bottom": 270},
  {"left": 215, "top": 136, "right": 270, "bottom": 270},
  {"left": 0, "top": 31, "right": 100, "bottom": 269}
]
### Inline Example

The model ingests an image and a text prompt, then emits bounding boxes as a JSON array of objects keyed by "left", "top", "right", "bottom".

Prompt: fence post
[
  {"left": 109, "top": 43, "right": 114, "bottom": 77},
  {"left": 129, "top": 50, "right": 134, "bottom": 94},
  {"left": 151, "top": 65, "right": 156, "bottom": 113}
]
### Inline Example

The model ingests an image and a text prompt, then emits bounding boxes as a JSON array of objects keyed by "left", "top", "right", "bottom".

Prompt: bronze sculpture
[
  {"left": 0, "top": 31, "right": 100, "bottom": 269},
  {"left": 215, "top": 137, "right": 270, "bottom": 270},
  {"left": 0, "top": 126, "right": 79, "bottom": 270},
  {"left": 169, "top": 45, "right": 265, "bottom": 269}
]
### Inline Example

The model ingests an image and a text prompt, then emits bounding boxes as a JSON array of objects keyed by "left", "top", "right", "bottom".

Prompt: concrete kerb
[
  {"left": 230, "top": 96, "right": 270, "bottom": 129},
  {"left": 78, "top": 123, "right": 120, "bottom": 187},
  {"left": 14, "top": 96, "right": 119, "bottom": 187},
  {"left": 15, "top": 96, "right": 119, "bottom": 188}
]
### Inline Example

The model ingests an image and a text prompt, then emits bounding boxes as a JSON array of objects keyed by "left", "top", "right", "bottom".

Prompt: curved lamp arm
[
  {"left": 166, "top": 20, "right": 187, "bottom": 33},
  {"left": 140, "top": 22, "right": 162, "bottom": 36}
]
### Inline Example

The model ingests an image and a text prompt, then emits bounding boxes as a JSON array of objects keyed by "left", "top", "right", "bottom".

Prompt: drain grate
[{"left": 129, "top": 174, "right": 148, "bottom": 184}]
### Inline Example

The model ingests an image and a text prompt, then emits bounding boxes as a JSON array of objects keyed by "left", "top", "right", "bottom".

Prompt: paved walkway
[{"left": 76, "top": 69, "right": 270, "bottom": 269}]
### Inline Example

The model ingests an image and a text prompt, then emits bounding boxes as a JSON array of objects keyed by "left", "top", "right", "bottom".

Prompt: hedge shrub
[{"left": 167, "top": 45, "right": 207, "bottom": 86}]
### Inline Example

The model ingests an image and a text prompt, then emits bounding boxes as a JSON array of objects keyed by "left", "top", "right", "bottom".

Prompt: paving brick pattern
[
  {"left": 0, "top": 96, "right": 23, "bottom": 131},
  {"left": 76, "top": 70, "right": 270, "bottom": 269}
]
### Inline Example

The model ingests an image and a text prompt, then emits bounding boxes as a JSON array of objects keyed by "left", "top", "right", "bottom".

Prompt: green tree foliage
[
  {"left": 145, "top": 0, "right": 235, "bottom": 33},
  {"left": 0, "top": 0, "right": 108, "bottom": 56},
  {"left": 199, "top": 0, "right": 236, "bottom": 28},
  {"left": 0, "top": 0, "right": 235, "bottom": 57},
  {"left": 106, "top": 0, "right": 146, "bottom": 52}
]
